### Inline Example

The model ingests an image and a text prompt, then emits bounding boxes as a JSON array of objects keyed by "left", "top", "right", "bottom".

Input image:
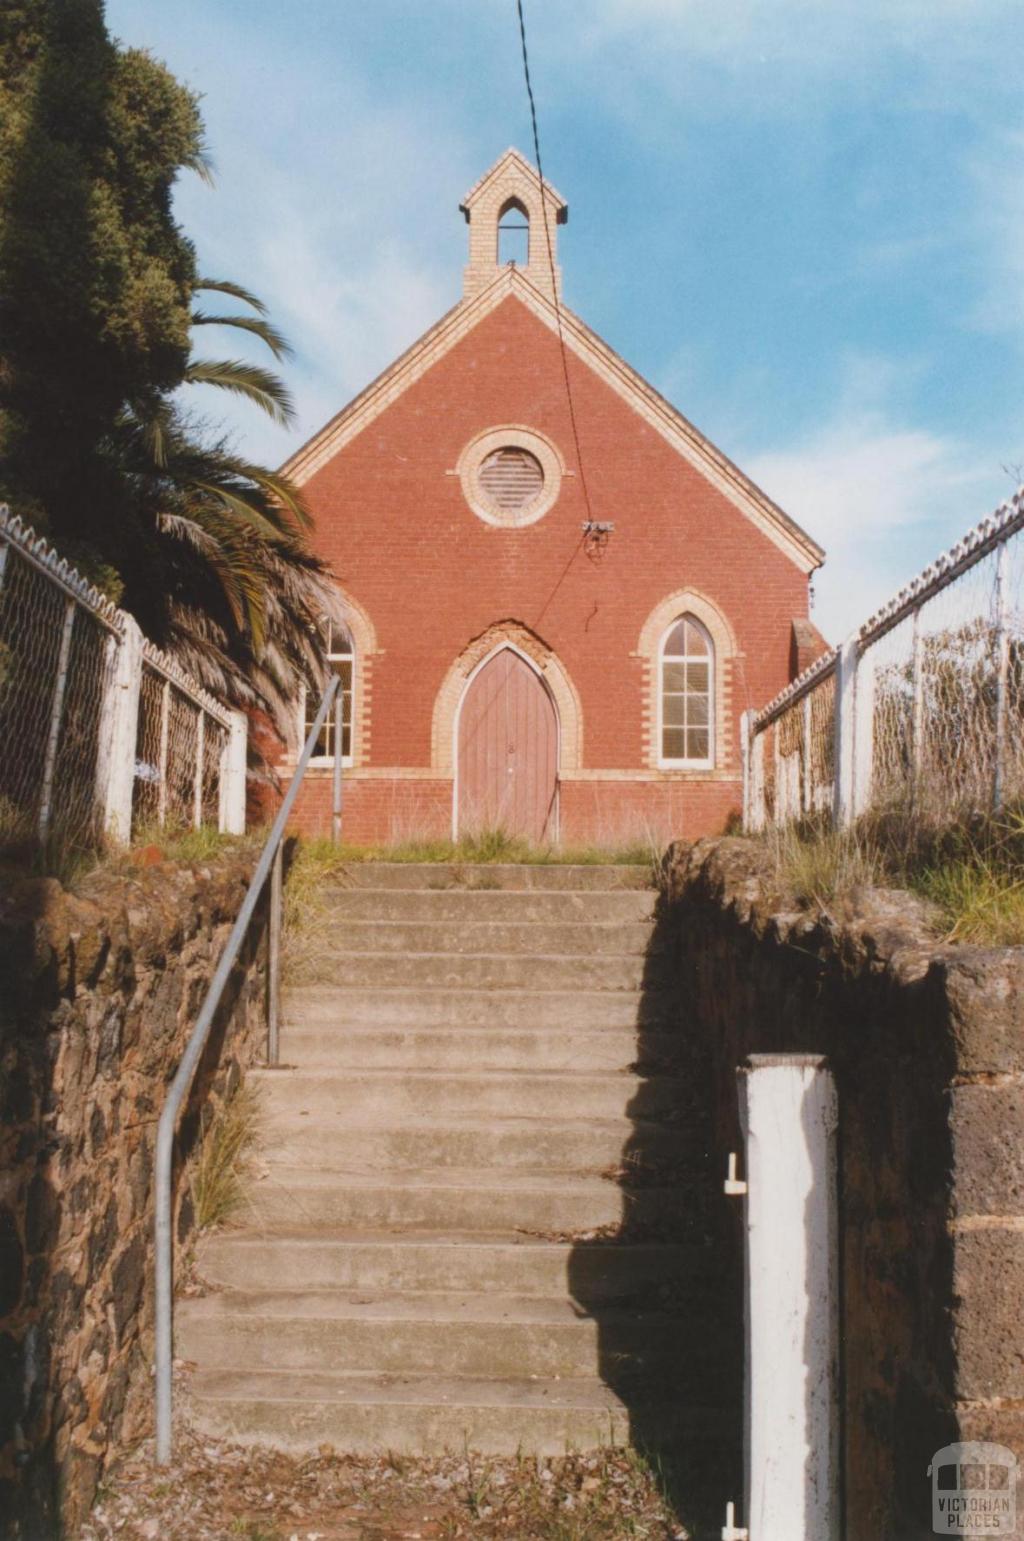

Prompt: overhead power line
[{"left": 514, "top": 0, "right": 596, "bottom": 528}]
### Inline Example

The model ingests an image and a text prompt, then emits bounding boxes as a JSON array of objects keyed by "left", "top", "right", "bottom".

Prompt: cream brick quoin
[
  {"left": 636, "top": 588, "right": 740, "bottom": 774},
  {"left": 431, "top": 620, "right": 584, "bottom": 775}
]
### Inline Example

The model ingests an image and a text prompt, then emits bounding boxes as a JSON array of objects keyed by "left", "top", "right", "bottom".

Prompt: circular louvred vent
[{"left": 478, "top": 447, "right": 544, "bottom": 513}]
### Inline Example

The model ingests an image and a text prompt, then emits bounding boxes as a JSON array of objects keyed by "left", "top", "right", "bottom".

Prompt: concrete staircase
[{"left": 181, "top": 863, "right": 737, "bottom": 1460}]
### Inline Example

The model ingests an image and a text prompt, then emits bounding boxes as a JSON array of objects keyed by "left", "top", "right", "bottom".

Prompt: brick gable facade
[{"left": 279, "top": 153, "right": 824, "bottom": 847}]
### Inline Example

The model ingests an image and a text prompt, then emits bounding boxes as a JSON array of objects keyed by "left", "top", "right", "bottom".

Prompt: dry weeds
[{"left": 79, "top": 1431, "right": 691, "bottom": 1540}]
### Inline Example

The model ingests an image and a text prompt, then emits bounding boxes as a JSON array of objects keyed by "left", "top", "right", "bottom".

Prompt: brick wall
[{"left": 285, "top": 294, "right": 812, "bottom": 846}]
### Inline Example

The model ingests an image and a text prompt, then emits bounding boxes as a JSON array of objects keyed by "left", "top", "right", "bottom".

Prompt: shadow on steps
[{"left": 567, "top": 890, "right": 743, "bottom": 1540}]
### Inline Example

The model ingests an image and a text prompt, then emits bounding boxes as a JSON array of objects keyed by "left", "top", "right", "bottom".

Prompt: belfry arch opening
[{"left": 497, "top": 198, "right": 530, "bottom": 267}]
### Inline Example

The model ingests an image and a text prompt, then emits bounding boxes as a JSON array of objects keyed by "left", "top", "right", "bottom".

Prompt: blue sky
[{"left": 107, "top": 0, "right": 1024, "bottom": 640}]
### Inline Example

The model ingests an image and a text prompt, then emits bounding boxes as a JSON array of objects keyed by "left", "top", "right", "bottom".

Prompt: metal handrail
[{"left": 154, "top": 674, "right": 342, "bottom": 1463}]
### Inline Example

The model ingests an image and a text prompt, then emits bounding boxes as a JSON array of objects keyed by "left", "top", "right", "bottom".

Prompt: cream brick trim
[
  {"left": 456, "top": 425, "right": 565, "bottom": 527},
  {"left": 304, "top": 766, "right": 449, "bottom": 782},
  {"left": 459, "top": 148, "right": 566, "bottom": 304},
  {"left": 285, "top": 586, "right": 379, "bottom": 771},
  {"left": 561, "top": 768, "right": 741, "bottom": 783},
  {"left": 431, "top": 621, "right": 583, "bottom": 774},
  {"left": 637, "top": 589, "right": 740, "bottom": 775},
  {"left": 460, "top": 148, "right": 567, "bottom": 219},
  {"left": 280, "top": 268, "right": 823, "bottom": 573}
]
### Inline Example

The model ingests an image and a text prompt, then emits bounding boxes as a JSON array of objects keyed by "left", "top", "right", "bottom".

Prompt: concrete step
[
  {"left": 256, "top": 1114, "right": 698, "bottom": 1174},
  {"left": 242, "top": 1166, "right": 698, "bottom": 1232},
  {"left": 318, "top": 887, "right": 661, "bottom": 922},
  {"left": 250, "top": 1068, "right": 695, "bottom": 1124},
  {"left": 178, "top": 1289, "right": 729, "bottom": 1382},
  {"left": 197, "top": 1229, "right": 711, "bottom": 1298},
  {"left": 301, "top": 918, "right": 659, "bottom": 957},
  {"left": 277, "top": 1025, "right": 684, "bottom": 1073},
  {"left": 186, "top": 1368, "right": 717, "bottom": 1456},
  {"left": 329, "top": 863, "right": 655, "bottom": 891},
  {"left": 284, "top": 985, "right": 678, "bottom": 1030},
  {"left": 301, "top": 950, "right": 671, "bottom": 992}
]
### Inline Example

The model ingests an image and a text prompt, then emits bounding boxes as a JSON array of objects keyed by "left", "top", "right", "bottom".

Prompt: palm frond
[
  {"left": 185, "top": 478, "right": 295, "bottom": 544},
  {"left": 158, "top": 506, "right": 272, "bottom": 647},
  {"left": 185, "top": 145, "right": 216, "bottom": 187},
  {"left": 185, "top": 358, "right": 295, "bottom": 425},
  {"left": 191, "top": 311, "right": 292, "bottom": 361},
  {"left": 195, "top": 277, "right": 268, "bottom": 314}
]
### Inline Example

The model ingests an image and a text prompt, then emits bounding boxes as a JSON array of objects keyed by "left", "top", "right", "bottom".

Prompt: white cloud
[
  {"left": 109, "top": 0, "right": 476, "bottom": 467},
  {"left": 747, "top": 409, "right": 1000, "bottom": 641}
]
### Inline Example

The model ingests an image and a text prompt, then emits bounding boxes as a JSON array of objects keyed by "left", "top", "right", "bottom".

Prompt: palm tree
[{"left": 119, "top": 278, "right": 340, "bottom": 737}]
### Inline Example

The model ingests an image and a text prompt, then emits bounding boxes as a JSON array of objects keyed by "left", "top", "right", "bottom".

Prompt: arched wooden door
[{"left": 457, "top": 649, "right": 558, "bottom": 842}]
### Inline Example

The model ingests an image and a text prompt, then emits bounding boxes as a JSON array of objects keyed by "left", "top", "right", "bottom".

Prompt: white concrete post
[
  {"left": 852, "top": 644, "right": 875, "bottom": 819},
  {"left": 741, "top": 710, "right": 752, "bottom": 831},
  {"left": 833, "top": 633, "right": 859, "bottom": 827},
  {"left": 749, "top": 726, "right": 767, "bottom": 832},
  {"left": 737, "top": 1054, "right": 840, "bottom": 1541},
  {"left": 100, "top": 616, "right": 144, "bottom": 843},
  {"left": 220, "top": 710, "right": 247, "bottom": 833}
]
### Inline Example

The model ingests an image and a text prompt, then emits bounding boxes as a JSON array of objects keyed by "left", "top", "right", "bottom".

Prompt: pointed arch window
[
  {"left": 497, "top": 198, "right": 529, "bottom": 266},
  {"left": 303, "top": 622, "right": 354, "bottom": 765},
  {"left": 660, "top": 615, "right": 713, "bottom": 767}
]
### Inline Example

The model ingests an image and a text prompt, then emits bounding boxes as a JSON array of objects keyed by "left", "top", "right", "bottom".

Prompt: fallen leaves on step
[{"left": 77, "top": 1426, "right": 705, "bottom": 1539}]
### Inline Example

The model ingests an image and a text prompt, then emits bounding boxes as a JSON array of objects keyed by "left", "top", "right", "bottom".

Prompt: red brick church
[{"left": 281, "top": 149, "right": 825, "bottom": 846}]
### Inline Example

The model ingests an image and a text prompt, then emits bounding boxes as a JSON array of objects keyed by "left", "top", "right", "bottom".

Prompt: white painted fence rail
[
  {"left": 0, "top": 506, "right": 246, "bottom": 851},
  {"left": 743, "top": 485, "right": 1024, "bottom": 830}
]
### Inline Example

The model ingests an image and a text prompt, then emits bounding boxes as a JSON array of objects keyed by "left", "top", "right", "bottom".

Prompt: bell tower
[{"left": 460, "top": 148, "right": 568, "bottom": 304}]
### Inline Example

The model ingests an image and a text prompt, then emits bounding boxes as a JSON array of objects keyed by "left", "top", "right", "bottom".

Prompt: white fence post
[
  {"left": 741, "top": 710, "right": 752, "bottom": 830},
  {"left": 852, "top": 644, "right": 875, "bottom": 819},
  {"left": 750, "top": 725, "right": 766, "bottom": 832},
  {"left": 833, "top": 632, "right": 859, "bottom": 828},
  {"left": 220, "top": 710, "right": 247, "bottom": 833},
  {"left": 100, "top": 616, "right": 144, "bottom": 843},
  {"left": 735, "top": 1054, "right": 840, "bottom": 1541}
]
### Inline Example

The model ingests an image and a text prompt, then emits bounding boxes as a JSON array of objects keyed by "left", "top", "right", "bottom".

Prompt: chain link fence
[
  {"left": 0, "top": 507, "right": 245, "bottom": 858},
  {"left": 745, "top": 487, "right": 1024, "bottom": 832}
]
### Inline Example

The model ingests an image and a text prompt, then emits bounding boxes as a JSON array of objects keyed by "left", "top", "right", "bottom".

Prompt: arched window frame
[
  {"left": 301, "top": 622, "right": 355, "bottom": 767},
  {"left": 658, "top": 614, "right": 715, "bottom": 769},
  {"left": 497, "top": 197, "right": 530, "bottom": 267}
]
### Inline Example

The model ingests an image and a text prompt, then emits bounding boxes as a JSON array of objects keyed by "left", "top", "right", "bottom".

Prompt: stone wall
[
  {"left": 663, "top": 837, "right": 1024, "bottom": 1540},
  {"left": 0, "top": 852, "right": 267, "bottom": 1540}
]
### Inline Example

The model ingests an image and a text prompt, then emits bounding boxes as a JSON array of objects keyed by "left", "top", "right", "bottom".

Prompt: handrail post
[
  {"left": 332, "top": 692, "right": 343, "bottom": 845},
  {"left": 154, "top": 674, "right": 339, "bottom": 1465}
]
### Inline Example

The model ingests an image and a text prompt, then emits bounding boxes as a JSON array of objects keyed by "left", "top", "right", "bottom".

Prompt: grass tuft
[
  {"left": 766, "top": 819, "right": 883, "bottom": 908},
  {"left": 190, "top": 1082, "right": 260, "bottom": 1230},
  {"left": 762, "top": 805, "right": 1024, "bottom": 945}
]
